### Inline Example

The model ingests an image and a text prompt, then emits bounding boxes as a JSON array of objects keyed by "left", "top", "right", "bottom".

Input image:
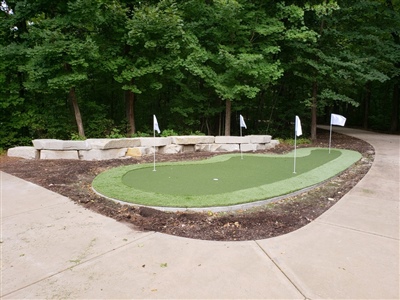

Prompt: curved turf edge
[{"left": 92, "top": 148, "right": 361, "bottom": 208}]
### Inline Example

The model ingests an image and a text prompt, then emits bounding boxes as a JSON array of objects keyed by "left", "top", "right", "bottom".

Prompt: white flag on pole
[
  {"left": 293, "top": 115, "right": 302, "bottom": 174},
  {"left": 295, "top": 115, "right": 302, "bottom": 136},
  {"left": 331, "top": 113, "right": 346, "bottom": 126},
  {"left": 240, "top": 114, "right": 247, "bottom": 129},
  {"left": 153, "top": 115, "right": 160, "bottom": 133}
]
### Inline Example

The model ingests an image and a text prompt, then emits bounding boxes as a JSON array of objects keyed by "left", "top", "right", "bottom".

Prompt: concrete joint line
[
  {"left": 314, "top": 220, "right": 399, "bottom": 241},
  {"left": 254, "top": 240, "right": 308, "bottom": 299},
  {"left": 1, "top": 231, "right": 156, "bottom": 298},
  {"left": 1, "top": 201, "right": 71, "bottom": 219}
]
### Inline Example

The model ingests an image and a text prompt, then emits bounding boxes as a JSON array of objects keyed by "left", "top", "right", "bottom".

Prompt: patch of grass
[
  {"left": 92, "top": 148, "right": 361, "bottom": 208},
  {"left": 278, "top": 138, "right": 312, "bottom": 146}
]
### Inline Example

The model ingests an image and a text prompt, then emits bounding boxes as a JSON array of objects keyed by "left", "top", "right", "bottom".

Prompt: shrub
[
  {"left": 161, "top": 129, "right": 179, "bottom": 137},
  {"left": 130, "top": 131, "right": 151, "bottom": 137},
  {"left": 106, "top": 128, "right": 126, "bottom": 138}
]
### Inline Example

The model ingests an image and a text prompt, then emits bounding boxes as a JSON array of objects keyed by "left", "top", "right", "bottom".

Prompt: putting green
[{"left": 92, "top": 148, "right": 361, "bottom": 208}]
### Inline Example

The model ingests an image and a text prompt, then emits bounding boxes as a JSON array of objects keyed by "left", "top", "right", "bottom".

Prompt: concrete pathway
[{"left": 1, "top": 127, "right": 399, "bottom": 299}]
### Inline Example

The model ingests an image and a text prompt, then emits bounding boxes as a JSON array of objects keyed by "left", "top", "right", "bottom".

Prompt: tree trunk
[
  {"left": 218, "top": 112, "right": 222, "bottom": 136},
  {"left": 224, "top": 99, "right": 232, "bottom": 136},
  {"left": 69, "top": 87, "right": 85, "bottom": 137},
  {"left": 363, "top": 82, "right": 371, "bottom": 129},
  {"left": 390, "top": 82, "right": 399, "bottom": 132},
  {"left": 310, "top": 81, "right": 318, "bottom": 141},
  {"left": 126, "top": 82, "right": 136, "bottom": 135}
]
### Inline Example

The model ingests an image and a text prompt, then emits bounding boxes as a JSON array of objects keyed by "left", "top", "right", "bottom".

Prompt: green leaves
[{"left": 1, "top": 0, "right": 399, "bottom": 148}]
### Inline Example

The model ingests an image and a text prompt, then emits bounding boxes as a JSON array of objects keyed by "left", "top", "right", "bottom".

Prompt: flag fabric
[
  {"left": 153, "top": 115, "right": 160, "bottom": 133},
  {"left": 295, "top": 115, "right": 302, "bottom": 136},
  {"left": 331, "top": 113, "right": 346, "bottom": 126},
  {"left": 240, "top": 114, "right": 247, "bottom": 129}
]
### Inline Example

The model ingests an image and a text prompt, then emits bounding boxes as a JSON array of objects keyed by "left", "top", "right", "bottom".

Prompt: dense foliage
[{"left": 1, "top": 0, "right": 399, "bottom": 149}]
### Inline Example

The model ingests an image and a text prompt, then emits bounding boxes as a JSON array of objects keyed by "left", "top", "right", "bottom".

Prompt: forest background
[{"left": 1, "top": 0, "right": 399, "bottom": 151}]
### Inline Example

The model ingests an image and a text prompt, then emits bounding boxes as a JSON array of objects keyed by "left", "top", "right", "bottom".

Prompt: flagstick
[
  {"left": 293, "top": 130, "right": 297, "bottom": 174},
  {"left": 153, "top": 129, "right": 156, "bottom": 171},
  {"left": 240, "top": 125, "right": 243, "bottom": 160},
  {"left": 329, "top": 121, "right": 332, "bottom": 154}
]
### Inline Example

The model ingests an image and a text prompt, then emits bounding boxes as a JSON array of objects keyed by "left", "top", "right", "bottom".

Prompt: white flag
[
  {"left": 295, "top": 115, "right": 302, "bottom": 136},
  {"left": 240, "top": 114, "right": 247, "bottom": 129},
  {"left": 153, "top": 115, "right": 160, "bottom": 133},
  {"left": 331, "top": 113, "right": 346, "bottom": 126}
]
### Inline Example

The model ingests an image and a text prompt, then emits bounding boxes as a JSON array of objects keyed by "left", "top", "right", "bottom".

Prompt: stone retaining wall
[{"left": 7, "top": 135, "right": 279, "bottom": 160}]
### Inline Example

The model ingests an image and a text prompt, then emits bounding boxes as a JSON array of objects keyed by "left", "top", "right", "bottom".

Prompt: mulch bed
[{"left": 0, "top": 129, "right": 374, "bottom": 241}]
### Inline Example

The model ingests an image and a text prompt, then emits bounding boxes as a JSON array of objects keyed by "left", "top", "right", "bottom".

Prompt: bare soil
[{"left": 0, "top": 129, "right": 374, "bottom": 241}]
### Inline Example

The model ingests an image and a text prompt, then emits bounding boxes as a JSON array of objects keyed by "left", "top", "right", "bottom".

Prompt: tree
[
  {"left": 385, "top": 0, "right": 400, "bottom": 132},
  {"left": 277, "top": 1, "right": 394, "bottom": 139},
  {"left": 19, "top": 0, "right": 126, "bottom": 138},
  {"left": 181, "top": 0, "right": 284, "bottom": 135},
  {"left": 116, "top": 0, "right": 186, "bottom": 134},
  {"left": 1, "top": 0, "right": 399, "bottom": 150},
  {"left": 0, "top": 0, "right": 41, "bottom": 147}
]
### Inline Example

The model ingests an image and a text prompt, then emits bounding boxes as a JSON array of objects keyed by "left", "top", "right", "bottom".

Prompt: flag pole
[
  {"left": 329, "top": 113, "right": 346, "bottom": 154},
  {"left": 153, "top": 128, "right": 156, "bottom": 171},
  {"left": 293, "top": 115, "right": 302, "bottom": 174},
  {"left": 153, "top": 114, "right": 160, "bottom": 171},
  {"left": 239, "top": 114, "right": 247, "bottom": 160},
  {"left": 293, "top": 116, "right": 297, "bottom": 174},
  {"left": 240, "top": 124, "right": 243, "bottom": 160},
  {"left": 329, "top": 114, "right": 332, "bottom": 154}
]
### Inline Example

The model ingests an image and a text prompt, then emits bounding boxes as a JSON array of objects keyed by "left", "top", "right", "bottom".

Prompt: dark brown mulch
[{"left": 0, "top": 129, "right": 374, "bottom": 241}]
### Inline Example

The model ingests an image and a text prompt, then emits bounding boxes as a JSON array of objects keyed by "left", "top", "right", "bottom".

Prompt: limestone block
[
  {"left": 240, "top": 144, "right": 258, "bottom": 152},
  {"left": 265, "top": 140, "right": 280, "bottom": 149},
  {"left": 256, "top": 144, "right": 266, "bottom": 151},
  {"left": 170, "top": 136, "right": 215, "bottom": 145},
  {"left": 159, "top": 144, "right": 183, "bottom": 154},
  {"left": 215, "top": 144, "right": 240, "bottom": 152},
  {"left": 126, "top": 147, "right": 144, "bottom": 157},
  {"left": 248, "top": 135, "right": 272, "bottom": 144},
  {"left": 196, "top": 143, "right": 241, "bottom": 152},
  {"left": 86, "top": 138, "right": 141, "bottom": 150},
  {"left": 271, "top": 139, "right": 280, "bottom": 146},
  {"left": 209, "top": 144, "right": 240, "bottom": 152},
  {"left": 85, "top": 139, "right": 108, "bottom": 149},
  {"left": 138, "top": 137, "right": 171, "bottom": 147},
  {"left": 126, "top": 147, "right": 154, "bottom": 157},
  {"left": 40, "top": 150, "right": 79, "bottom": 160},
  {"left": 62, "top": 140, "right": 91, "bottom": 150},
  {"left": 7, "top": 147, "right": 39, "bottom": 159},
  {"left": 33, "top": 139, "right": 64, "bottom": 150},
  {"left": 33, "top": 139, "right": 91, "bottom": 150},
  {"left": 79, "top": 148, "right": 128, "bottom": 160},
  {"left": 195, "top": 144, "right": 213, "bottom": 152},
  {"left": 214, "top": 136, "right": 250, "bottom": 144},
  {"left": 182, "top": 145, "right": 195, "bottom": 153},
  {"left": 240, "top": 144, "right": 268, "bottom": 152}
]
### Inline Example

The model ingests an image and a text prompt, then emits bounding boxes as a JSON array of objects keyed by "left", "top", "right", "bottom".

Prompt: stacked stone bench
[{"left": 7, "top": 135, "right": 279, "bottom": 160}]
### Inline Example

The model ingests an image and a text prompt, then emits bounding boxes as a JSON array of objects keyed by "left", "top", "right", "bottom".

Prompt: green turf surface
[
  {"left": 92, "top": 148, "right": 361, "bottom": 208},
  {"left": 122, "top": 149, "right": 341, "bottom": 195}
]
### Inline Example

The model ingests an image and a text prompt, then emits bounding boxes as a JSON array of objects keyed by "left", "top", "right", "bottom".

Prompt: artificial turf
[
  {"left": 92, "top": 148, "right": 361, "bottom": 208},
  {"left": 122, "top": 149, "right": 341, "bottom": 195}
]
